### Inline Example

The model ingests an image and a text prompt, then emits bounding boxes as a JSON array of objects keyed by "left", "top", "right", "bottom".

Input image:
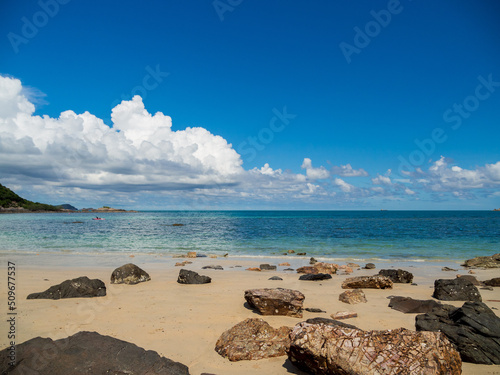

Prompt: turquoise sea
[{"left": 1, "top": 211, "right": 499, "bottom": 262}]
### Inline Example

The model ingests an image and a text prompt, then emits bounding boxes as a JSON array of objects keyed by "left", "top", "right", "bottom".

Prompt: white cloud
[
  {"left": 301, "top": 158, "right": 330, "bottom": 179},
  {"left": 333, "top": 178, "right": 354, "bottom": 192},
  {"left": 371, "top": 174, "right": 392, "bottom": 185},
  {"left": 331, "top": 164, "right": 368, "bottom": 177}
]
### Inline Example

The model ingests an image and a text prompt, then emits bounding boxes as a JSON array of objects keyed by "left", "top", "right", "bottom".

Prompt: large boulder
[
  {"left": 341, "top": 275, "right": 393, "bottom": 289},
  {"left": 432, "top": 278, "right": 482, "bottom": 301},
  {"left": 416, "top": 301, "right": 500, "bottom": 364},
  {"left": 378, "top": 269, "right": 413, "bottom": 283},
  {"left": 27, "top": 276, "right": 106, "bottom": 299},
  {"left": 214, "top": 318, "right": 291, "bottom": 361},
  {"left": 388, "top": 296, "right": 442, "bottom": 314},
  {"left": 110, "top": 263, "right": 151, "bottom": 285},
  {"left": 287, "top": 323, "right": 461, "bottom": 374},
  {"left": 461, "top": 253, "right": 500, "bottom": 268},
  {"left": 338, "top": 289, "right": 367, "bottom": 304},
  {"left": 0, "top": 331, "right": 189, "bottom": 375},
  {"left": 244, "top": 288, "right": 304, "bottom": 318},
  {"left": 177, "top": 269, "right": 211, "bottom": 284}
]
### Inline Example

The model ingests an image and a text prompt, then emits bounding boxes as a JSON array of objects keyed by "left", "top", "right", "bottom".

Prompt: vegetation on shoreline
[{"left": 0, "top": 183, "right": 62, "bottom": 212}]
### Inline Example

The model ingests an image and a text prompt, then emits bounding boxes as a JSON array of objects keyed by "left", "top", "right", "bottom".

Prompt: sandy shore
[{"left": 1, "top": 252, "right": 499, "bottom": 374}]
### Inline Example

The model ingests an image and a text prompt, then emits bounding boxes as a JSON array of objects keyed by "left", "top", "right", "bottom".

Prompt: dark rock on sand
[
  {"left": 0, "top": 331, "right": 189, "bottom": 375},
  {"left": 461, "top": 253, "right": 500, "bottom": 268},
  {"left": 283, "top": 268, "right": 295, "bottom": 271},
  {"left": 288, "top": 323, "right": 461, "bottom": 374},
  {"left": 339, "top": 289, "right": 367, "bottom": 304},
  {"left": 484, "top": 277, "right": 500, "bottom": 287},
  {"left": 260, "top": 264, "right": 277, "bottom": 271},
  {"left": 416, "top": 301, "right": 500, "bottom": 364},
  {"left": 388, "top": 296, "right": 441, "bottom": 313},
  {"left": 341, "top": 275, "right": 393, "bottom": 289},
  {"left": 269, "top": 276, "right": 283, "bottom": 281},
  {"left": 309, "top": 257, "right": 318, "bottom": 264},
  {"left": 305, "top": 308, "right": 326, "bottom": 313},
  {"left": 201, "top": 265, "right": 224, "bottom": 270},
  {"left": 364, "top": 263, "right": 376, "bottom": 269},
  {"left": 110, "top": 263, "right": 151, "bottom": 285},
  {"left": 299, "top": 273, "right": 332, "bottom": 281},
  {"left": 442, "top": 266, "right": 458, "bottom": 271},
  {"left": 244, "top": 288, "right": 305, "bottom": 318},
  {"left": 177, "top": 269, "right": 211, "bottom": 284},
  {"left": 378, "top": 269, "right": 413, "bottom": 283},
  {"left": 305, "top": 317, "right": 358, "bottom": 329},
  {"left": 214, "top": 318, "right": 291, "bottom": 361},
  {"left": 432, "top": 278, "right": 482, "bottom": 301},
  {"left": 456, "top": 274, "right": 481, "bottom": 286},
  {"left": 27, "top": 276, "right": 106, "bottom": 299}
]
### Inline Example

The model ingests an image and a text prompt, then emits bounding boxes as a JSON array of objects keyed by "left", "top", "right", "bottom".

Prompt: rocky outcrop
[
  {"left": 378, "top": 269, "right": 413, "bottom": 283},
  {"left": 0, "top": 331, "right": 189, "bottom": 375},
  {"left": 461, "top": 253, "right": 500, "bottom": 268},
  {"left": 244, "top": 288, "right": 304, "bottom": 318},
  {"left": 299, "top": 273, "right": 332, "bottom": 281},
  {"left": 177, "top": 269, "right": 211, "bottom": 284},
  {"left": 432, "top": 278, "right": 482, "bottom": 301},
  {"left": 338, "top": 289, "right": 367, "bottom": 304},
  {"left": 287, "top": 323, "right": 461, "bottom": 374},
  {"left": 416, "top": 301, "right": 500, "bottom": 364},
  {"left": 110, "top": 263, "right": 151, "bottom": 285},
  {"left": 341, "top": 275, "right": 393, "bottom": 289},
  {"left": 484, "top": 277, "right": 500, "bottom": 286},
  {"left": 305, "top": 318, "right": 358, "bottom": 329},
  {"left": 388, "top": 296, "right": 442, "bottom": 313},
  {"left": 214, "top": 318, "right": 291, "bottom": 361},
  {"left": 27, "top": 276, "right": 106, "bottom": 299}
]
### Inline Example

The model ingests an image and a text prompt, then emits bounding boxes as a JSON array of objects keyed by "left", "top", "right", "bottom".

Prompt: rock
[
  {"left": 484, "top": 277, "right": 500, "bottom": 286},
  {"left": 337, "top": 265, "right": 353, "bottom": 274},
  {"left": 388, "top": 296, "right": 442, "bottom": 314},
  {"left": 27, "top": 276, "right": 106, "bottom": 299},
  {"left": 416, "top": 301, "right": 500, "bottom": 364},
  {"left": 246, "top": 267, "right": 261, "bottom": 272},
  {"left": 196, "top": 253, "right": 207, "bottom": 258},
  {"left": 288, "top": 250, "right": 295, "bottom": 254},
  {"left": 347, "top": 262, "right": 360, "bottom": 268},
  {"left": 305, "top": 308, "right": 325, "bottom": 313},
  {"left": 201, "top": 265, "right": 224, "bottom": 270},
  {"left": 309, "top": 257, "right": 318, "bottom": 264},
  {"left": 456, "top": 274, "right": 481, "bottom": 285},
  {"left": 187, "top": 251, "right": 197, "bottom": 258},
  {"left": 364, "top": 263, "right": 375, "bottom": 269},
  {"left": 461, "top": 253, "right": 500, "bottom": 268},
  {"left": 260, "top": 264, "right": 277, "bottom": 271},
  {"left": 0, "top": 331, "right": 189, "bottom": 375},
  {"left": 341, "top": 275, "right": 393, "bottom": 289},
  {"left": 279, "top": 262, "right": 290, "bottom": 266},
  {"left": 214, "top": 318, "right": 291, "bottom": 361},
  {"left": 269, "top": 276, "right": 283, "bottom": 281},
  {"left": 110, "top": 263, "right": 151, "bottom": 285},
  {"left": 468, "top": 270, "right": 475, "bottom": 274},
  {"left": 330, "top": 311, "right": 357, "bottom": 320},
  {"left": 288, "top": 323, "right": 461, "bottom": 374},
  {"left": 244, "top": 288, "right": 305, "bottom": 318},
  {"left": 297, "top": 266, "right": 316, "bottom": 274},
  {"left": 299, "top": 273, "right": 332, "bottom": 281},
  {"left": 305, "top": 318, "right": 358, "bottom": 329},
  {"left": 296, "top": 252, "right": 306, "bottom": 256},
  {"left": 209, "top": 255, "right": 217, "bottom": 258},
  {"left": 313, "top": 262, "right": 338, "bottom": 274},
  {"left": 177, "top": 269, "right": 211, "bottom": 284},
  {"left": 378, "top": 269, "right": 413, "bottom": 283},
  {"left": 432, "top": 278, "right": 482, "bottom": 301},
  {"left": 283, "top": 268, "right": 295, "bottom": 271},
  {"left": 481, "top": 286, "right": 494, "bottom": 291},
  {"left": 175, "top": 261, "right": 192, "bottom": 267},
  {"left": 172, "top": 223, "right": 184, "bottom": 226},
  {"left": 442, "top": 266, "right": 458, "bottom": 271},
  {"left": 339, "top": 289, "right": 367, "bottom": 304}
]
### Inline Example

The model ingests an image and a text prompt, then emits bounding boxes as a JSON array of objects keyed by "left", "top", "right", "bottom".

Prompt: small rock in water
[
  {"left": 288, "top": 250, "right": 295, "bottom": 254},
  {"left": 296, "top": 252, "right": 306, "bottom": 256},
  {"left": 202, "top": 265, "right": 224, "bottom": 270},
  {"left": 172, "top": 223, "right": 184, "bottom": 226},
  {"left": 279, "top": 262, "right": 290, "bottom": 266},
  {"left": 196, "top": 253, "right": 207, "bottom": 258},
  {"left": 269, "top": 276, "right": 283, "bottom": 281},
  {"left": 442, "top": 266, "right": 458, "bottom": 271},
  {"left": 331, "top": 311, "right": 358, "bottom": 320},
  {"left": 283, "top": 268, "right": 295, "bottom": 271},
  {"left": 260, "top": 264, "right": 277, "bottom": 271},
  {"left": 347, "top": 262, "right": 360, "bottom": 268},
  {"left": 309, "top": 257, "right": 318, "bottom": 265}
]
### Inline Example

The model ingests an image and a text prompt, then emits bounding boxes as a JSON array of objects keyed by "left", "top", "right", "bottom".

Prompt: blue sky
[{"left": 1, "top": 0, "right": 499, "bottom": 209}]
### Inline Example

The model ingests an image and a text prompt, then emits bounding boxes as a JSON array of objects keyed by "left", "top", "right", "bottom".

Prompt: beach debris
[
  {"left": 461, "top": 253, "right": 500, "bottom": 268},
  {"left": 299, "top": 273, "right": 332, "bottom": 281},
  {"left": 388, "top": 296, "right": 442, "bottom": 314},
  {"left": 187, "top": 251, "right": 197, "bottom": 258},
  {"left": 244, "top": 288, "right": 305, "bottom": 318},
  {"left": 27, "top": 276, "right": 106, "bottom": 299},
  {"left": 456, "top": 274, "right": 481, "bottom": 285},
  {"left": 305, "top": 308, "right": 325, "bottom": 313},
  {"left": 0, "top": 331, "right": 190, "bottom": 374},
  {"left": 214, "top": 318, "right": 292, "bottom": 361},
  {"left": 288, "top": 323, "right": 461, "bottom": 374},
  {"left": 338, "top": 289, "right": 367, "bottom": 305},
  {"left": 269, "top": 276, "right": 283, "bottom": 281},
  {"left": 175, "top": 261, "right": 192, "bottom": 267},
  {"left": 279, "top": 262, "right": 290, "bottom": 266},
  {"left": 442, "top": 266, "right": 458, "bottom": 271},
  {"left": 416, "top": 301, "right": 500, "bottom": 365},
  {"left": 305, "top": 317, "right": 358, "bottom": 329},
  {"left": 484, "top": 277, "right": 500, "bottom": 287},
  {"left": 296, "top": 252, "right": 307, "bottom": 256},
  {"left": 432, "top": 278, "right": 482, "bottom": 301},
  {"left": 260, "top": 264, "right": 277, "bottom": 271},
  {"left": 177, "top": 269, "right": 211, "bottom": 284},
  {"left": 202, "top": 265, "right": 224, "bottom": 270},
  {"left": 331, "top": 311, "right": 357, "bottom": 320},
  {"left": 363, "top": 263, "right": 376, "bottom": 269},
  {"left": 309, "top": 257, "right": 318, "bottom": 264},
  {"left": 288, "top": 250, "right": 295, "bottom": 254},
  {"left": 110, "top": 263, "right": 151, "bottom": 285},
  {"left": 378, "top": 269, "right": 414, "bottom": 284},
  {"left": 341, "top": 275, "right": 393, "bottom": 289},
  {"left": 246, "top": 267, "right": 261, "bottom": 272}
]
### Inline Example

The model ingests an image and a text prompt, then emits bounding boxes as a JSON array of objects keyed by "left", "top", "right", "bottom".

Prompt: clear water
[{"left": 0, "top": 211, "right": 499, "bottom": 261}]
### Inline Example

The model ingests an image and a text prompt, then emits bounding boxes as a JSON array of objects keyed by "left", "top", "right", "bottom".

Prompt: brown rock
[
  {"left": 288, "top": 250, "right": 295, "bottom": 254},
  {"left": 246, "top": 267, "right": 261, "bottom": 272},
  {"left": 279, "top": 262, "right": 290, "bottom": 266},
  {"left": 341, "top": 275, "right": 393, "bottom": 289},
  {"left": 297, "top": 266, "right": 316, "bottom": 274},
  {"left": 339, "top": 289, "right": 367, "bottom": 304},
  {"left": 462, "top": 253, "right": 500, "bottom": 268},
  {"left": 347, "top": 262, "right": 360, "bottom": 268},
  {"left": 288, "top": 323, "right": 462, "bottom": 375},
  {"left": 187, "top": 251, "right": 197, "bottom": 258},
  {"left": 484, "top": 277, "right": 500, "bottom": 287},
  {"left": 314, "top": 262, "right": 338, "bottom": 274},
  {"left": 330, "top": 311, "right": 357, "bottom": 320},
  {"left": 244, "top": 288, "right": 305, "bottom": 318},
  {"left": 456, "top": 274, "right": 481, "bottom": 285},
  {"left": 214, "top": 318, "right": 291, "bottom": 361}
]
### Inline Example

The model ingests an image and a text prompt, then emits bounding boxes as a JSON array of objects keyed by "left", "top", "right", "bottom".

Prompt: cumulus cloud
[
  {"left": 301, "top": 158, "right": 330, "bottom": 179},
  {"left": 333, "top": 178, "right": 355, "bottom": 192},
  {"left": 331, "top": 164, "right": 368, "bottom": 177}
]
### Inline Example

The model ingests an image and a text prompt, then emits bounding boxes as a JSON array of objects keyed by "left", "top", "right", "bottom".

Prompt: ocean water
[{"left": 0, "top": 211, "right": 499, "bottom": 262}]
